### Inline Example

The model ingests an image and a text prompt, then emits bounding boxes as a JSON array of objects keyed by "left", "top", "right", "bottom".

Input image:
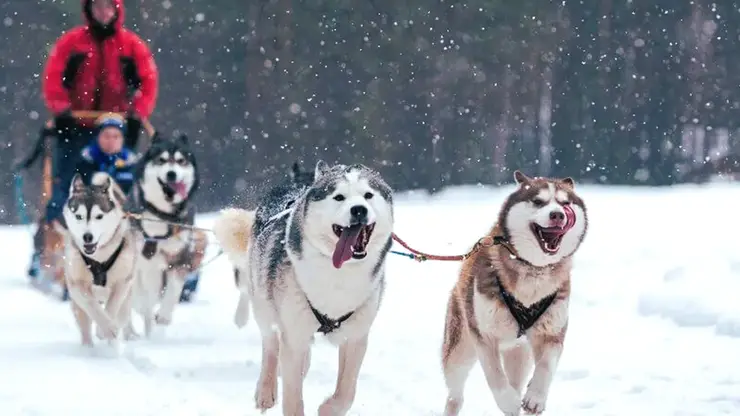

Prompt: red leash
[
  {"left": 390, "top": 233, "right": 496, "bottom": 262},
  {"left": 390, "top": 204, "right": 577, "bottom": 262}
]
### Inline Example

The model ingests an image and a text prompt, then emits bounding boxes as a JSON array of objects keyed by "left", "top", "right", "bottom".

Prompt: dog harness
[
  {"left": 306, "top": 299, "right": 354, "bottom": 335},
  {"left": 127, "top": 184, "right": 195, "bottom": 259},
  {"left": 80, "top": 240, "right": 126, "bottom": 287},
  {"left": 496, "top": 275, "right": 558, "bottom": 338}
]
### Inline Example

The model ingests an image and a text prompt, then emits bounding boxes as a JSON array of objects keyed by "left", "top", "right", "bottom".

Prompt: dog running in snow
[
  {"left": 213, "top": 161, "right": 394, "bottom": 416},
  {"left": 62, "top": 173, "right": 137, "bottom": 349},
  {"left": 441, "top": 171, "right": 588, "bottom": 416},
  {"left": 124, "top": 133, "right": 206, "bottom": 338}
]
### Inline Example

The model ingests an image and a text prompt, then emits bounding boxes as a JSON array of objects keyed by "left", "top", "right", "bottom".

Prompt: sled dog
[
  {"left": 62, "top": 173, "right": 137, "bottom": 349},
  {"left": 125, "top": 133, "right": 205, "bottom": 337},
  {"left": 213, "top": 161, "right": 394, "bottom": 416},
  {"left": 441, "top": 171, "right": 588, "bottom": 416}
]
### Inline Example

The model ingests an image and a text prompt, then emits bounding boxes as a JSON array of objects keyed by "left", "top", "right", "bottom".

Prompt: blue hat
[{"left": 95, "top": 114, "right": 126, "bottom": 134}]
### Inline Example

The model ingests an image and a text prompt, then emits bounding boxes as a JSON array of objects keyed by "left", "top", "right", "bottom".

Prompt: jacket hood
[{"left": 82, "top": 0, "right": 124, "bottom": 36}]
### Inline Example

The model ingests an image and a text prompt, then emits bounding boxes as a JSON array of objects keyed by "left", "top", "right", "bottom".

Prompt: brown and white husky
[{"left": 441, "top": 171, "right": 589, "bottom": 416}]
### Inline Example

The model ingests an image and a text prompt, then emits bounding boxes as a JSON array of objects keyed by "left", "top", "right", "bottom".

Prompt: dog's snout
[
  {"left": 350, "top": 205, "right": 368, "bottom": 220},
  {"left": 549, "top": 210, "right": 565, "bottom": 222},
  {"left": 166, "top": 170, "right": 177, "bottom": 182},
  {"left": 82, "top": 232, "right": 93, "bottom": 244}
]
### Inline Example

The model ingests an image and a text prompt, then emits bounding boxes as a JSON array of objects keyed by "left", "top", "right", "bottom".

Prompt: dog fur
[
  {"left": 212, "top": 161, "right": 394, "bottom": 416},
  {"left": 441, "top": 171, "right": 588, "bottom": 416},
  {"left": 62, "top": 172, "right": 137, "bottom": 350},
  {"left": 125, "top": 133, "right": 203, "bottom": 338}
]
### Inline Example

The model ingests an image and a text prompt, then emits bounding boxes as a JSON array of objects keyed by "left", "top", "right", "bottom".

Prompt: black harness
[
  {"left": 127, "top": 184, "right": 194, "bottom": 259},
  {"left": 80, "top": 241, "right": 126, "bottom": 287},
  {"left": 307, "top": 299, "right": 354, "bottom": 335},
  {"left": 492, "top": 236, "right": 558, "bottom": 338}
]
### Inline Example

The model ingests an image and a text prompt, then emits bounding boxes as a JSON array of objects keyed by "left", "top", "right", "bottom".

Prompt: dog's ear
[
  {"left": 314, "top": 160, "right": 329, "bottom": 179},
  {"left": 69, "top": 173, "right": 85, "bottom": 194},
  {"left": 150, "top": 131, "right": 162, "bottom": 144},
  {"left": 291, "top": 161, "right": 301, "bottom": 179},
  {"left": 178, "top": 134, "right": 189, "bottom": 145},
  {"left": 513, "top": 170, "right": 531, "bottom": 185},
  {"left": 560, "top": 177, "right": 575, "bottom": 189}
]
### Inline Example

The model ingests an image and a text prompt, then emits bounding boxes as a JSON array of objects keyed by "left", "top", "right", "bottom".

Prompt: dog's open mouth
[
  {"left": 158, "top": 178, "right": 189, "bottom": 200},
  {"left": 82, "top": 243, "right": 97, "bottom": 255},
  {"left": 531, "top": 224, "right": 567, "bottom": 254},
  {"left": 331, "top": 223, "right": 375, "bottom": 268}
]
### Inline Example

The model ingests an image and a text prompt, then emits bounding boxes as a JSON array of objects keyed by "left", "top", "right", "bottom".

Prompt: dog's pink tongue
[
  {"left": 173, "top": 182, "right": 188, "bottom": 198},
  {"left": 332, "top": 226, "right": 362, "bottom": 269}
]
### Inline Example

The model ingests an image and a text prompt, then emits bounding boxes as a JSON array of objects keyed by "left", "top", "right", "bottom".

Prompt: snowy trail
[{"left": 2, "top": 185, "right": 740, "bottom": 415}]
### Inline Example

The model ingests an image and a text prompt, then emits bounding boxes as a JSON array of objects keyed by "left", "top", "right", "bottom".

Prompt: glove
[
  {"left": 125, "top": 113, "right": 142, "bottom": 149},
  {"left": 53, "top": 110, "right": 77, "bottom": 137}
]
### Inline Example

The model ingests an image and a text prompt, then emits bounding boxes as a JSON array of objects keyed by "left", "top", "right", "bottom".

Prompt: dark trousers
[
  {"left": 44, "top": 128, "right": 95, "bottom": 223},
  {"left": 32, "top": 128, "right": 95, "bottom": 254}
]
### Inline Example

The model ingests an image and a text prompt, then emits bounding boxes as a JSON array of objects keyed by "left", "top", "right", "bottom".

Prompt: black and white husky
[
  {"left": 124, "top": 133, "right": 203, "bottom": 338},
  {"left": 212, "top": 161, "right": 394, "bottom": 416},
  {"left": 62, "top": 173, "right": 137, "bottom": 352}
]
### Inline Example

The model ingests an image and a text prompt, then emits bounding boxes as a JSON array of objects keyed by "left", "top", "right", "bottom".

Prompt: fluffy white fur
[{"left": 506, "top": 181, "right": 587, "bottom": 267}]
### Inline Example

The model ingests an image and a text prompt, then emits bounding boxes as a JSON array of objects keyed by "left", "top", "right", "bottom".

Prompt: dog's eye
[
  {"left": 157, "top": 157, "right": 167, "bottom": 164},
  {"left": 333, "top": 194, "right": 345, "bottom": 202},
  {"left": 364, "top": 192, "right": 373, "bottom": 200},
  {"left": 176, "top": 158, "right": 188, "bottom": 166},
  {"left": 561, "top": 200, "right": 571, "bottom": 206},
  {"left": 75, "top": 214, "right": 83, "bottom": 221},
  {"left": 532, "top": 199, "right": 546, "bottom": 207},
  {"left": 95, "top": 214, "right": 103, "bottom": 220}
]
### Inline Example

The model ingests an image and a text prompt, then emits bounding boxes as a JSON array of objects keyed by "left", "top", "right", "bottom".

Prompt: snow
[{"left": 2, "top": 184, "right": 740, "bottom": 415}]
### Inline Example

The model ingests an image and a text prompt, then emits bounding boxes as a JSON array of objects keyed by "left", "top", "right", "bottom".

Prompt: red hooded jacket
[{"left": 42, "top": 0, "right": 158, "bottom": 126}]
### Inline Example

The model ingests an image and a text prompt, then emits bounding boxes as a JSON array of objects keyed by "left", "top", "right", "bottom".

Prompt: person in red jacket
[{"left": 29, "top": 0, "right": 158, "bottom": 287}]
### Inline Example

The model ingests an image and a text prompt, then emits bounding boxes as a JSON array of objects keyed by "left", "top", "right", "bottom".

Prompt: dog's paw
[
  {"left": 522, "top": 386, "right": 547, "bottom": 414},
  {"left": 254, "top": 380, "right": 276, "bottom": 411},
  {"left": 123, "top": 327, "right": 140, "bottom": 341},
  {"left": 95, "top": 321, "right": 118, "bottom": 341},
  {"left": 318, "top": 395, "right": 350, "bottom": 416},
  {"left": 154, "top": 313, "right": 172, "bottom": 326},
  {"left": 493, "top": 386, "right": 522, "bottom": 416}
]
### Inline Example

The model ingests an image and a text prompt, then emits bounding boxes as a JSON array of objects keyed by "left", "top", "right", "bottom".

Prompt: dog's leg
[
  {"left": 135, "top": 261, "right": 162, "bottom": 338},
  {"left": 67, "top": 284, "right": 117, "bottom": 341},
  {"left": 318, "top": 335, "right": 369, "bottom": 416},
  {"left": 302, "top": 347, "right": 312, "bottom": 380},
  {"left": 503, "top": 341, "right": 534, "bottom": 394},
  {"left": 522, "top": 329, "right": 566, "bottom": 415},
  {"left": 155, "top": 267, "right": 188, "bottom": 326},
  {"left": 476, "top": 338, "right": 521, "bottom": 416},
  {"left": 279, "top": 335, "right": 310, "bottom": 416},
  {"left": 254, "top": 328, "right": 279, "bottom": 411},
  {"left": 234, "top": 291, "right": 250, "bottom": 329},
  {"left": 441, "top": 297, "right": 477, "bottom": 416},
  {"left": 97, "top": 282, "right": 129, "bottom": 340},
  {"left": 121, "top": 287, "right": 140, "bottom": 341},
  {"left": 71, "top": 301, "right": 93, "bottom": 347}
]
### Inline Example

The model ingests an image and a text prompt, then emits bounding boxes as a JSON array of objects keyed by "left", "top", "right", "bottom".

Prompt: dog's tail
[
  {"left": 212, "top": 208, "right": 256, "bottom": 329},
  {"left": 212, "top": 208, "right": 255, "bottom": 267}
]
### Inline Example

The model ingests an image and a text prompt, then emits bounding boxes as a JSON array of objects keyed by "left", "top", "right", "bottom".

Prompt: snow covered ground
[{"left": 2, "top": 184, "right": 740, "bottom": 415}]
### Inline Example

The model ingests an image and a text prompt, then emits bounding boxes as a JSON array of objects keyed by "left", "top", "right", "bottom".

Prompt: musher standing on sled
[{"left": 28, "top": 0, "right": 206, "bottom": 302}]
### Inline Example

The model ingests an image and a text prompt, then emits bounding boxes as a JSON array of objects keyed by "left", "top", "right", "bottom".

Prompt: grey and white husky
[
  {"left": 125, "top": 133, "right": 204, "bottom": 338},
  {"left": 61, "top": 173, "right": 137, "bottom": 350},
  {"left": 213, "top": 161, "right": 394, "bottom": 416}
]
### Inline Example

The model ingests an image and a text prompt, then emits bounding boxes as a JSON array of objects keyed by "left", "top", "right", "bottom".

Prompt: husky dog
[
  {"left": 61, "top": 173, "right": 137, "bottom": 349},
  {"left": 213, "top": 161, "right": 394, "bottom": 416},
  {"left": 441, "top": 171, "right": 588, "bottom": 416},
  {"left": 125, "top": 133, "right": 205, "bottom": 337}
]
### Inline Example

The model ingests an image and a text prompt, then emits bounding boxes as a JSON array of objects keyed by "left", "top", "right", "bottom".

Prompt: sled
[{"left": 17, "top": 111, "right": 155, "bottom": 300}]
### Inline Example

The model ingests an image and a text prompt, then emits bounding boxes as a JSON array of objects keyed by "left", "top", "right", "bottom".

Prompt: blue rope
[
  {"left": 390, "top": 249, "right": 427, "bottom": 261},
  {"left": 13, "top": 173, "right": 31, "bottom": 226}
]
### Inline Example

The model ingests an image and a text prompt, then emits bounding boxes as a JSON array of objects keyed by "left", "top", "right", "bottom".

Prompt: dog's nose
[
  {"left": 166, "top": 170, "right": 177, "bottom": 182},
  {"left": 350, "top": 205, "right": 368, "bottom": 221},
  {"left": 549, "top": 210, "right": 565, "bottom": 224},
  {"left": 83, "top": 232, "right": 93, "bottom": 244}
]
